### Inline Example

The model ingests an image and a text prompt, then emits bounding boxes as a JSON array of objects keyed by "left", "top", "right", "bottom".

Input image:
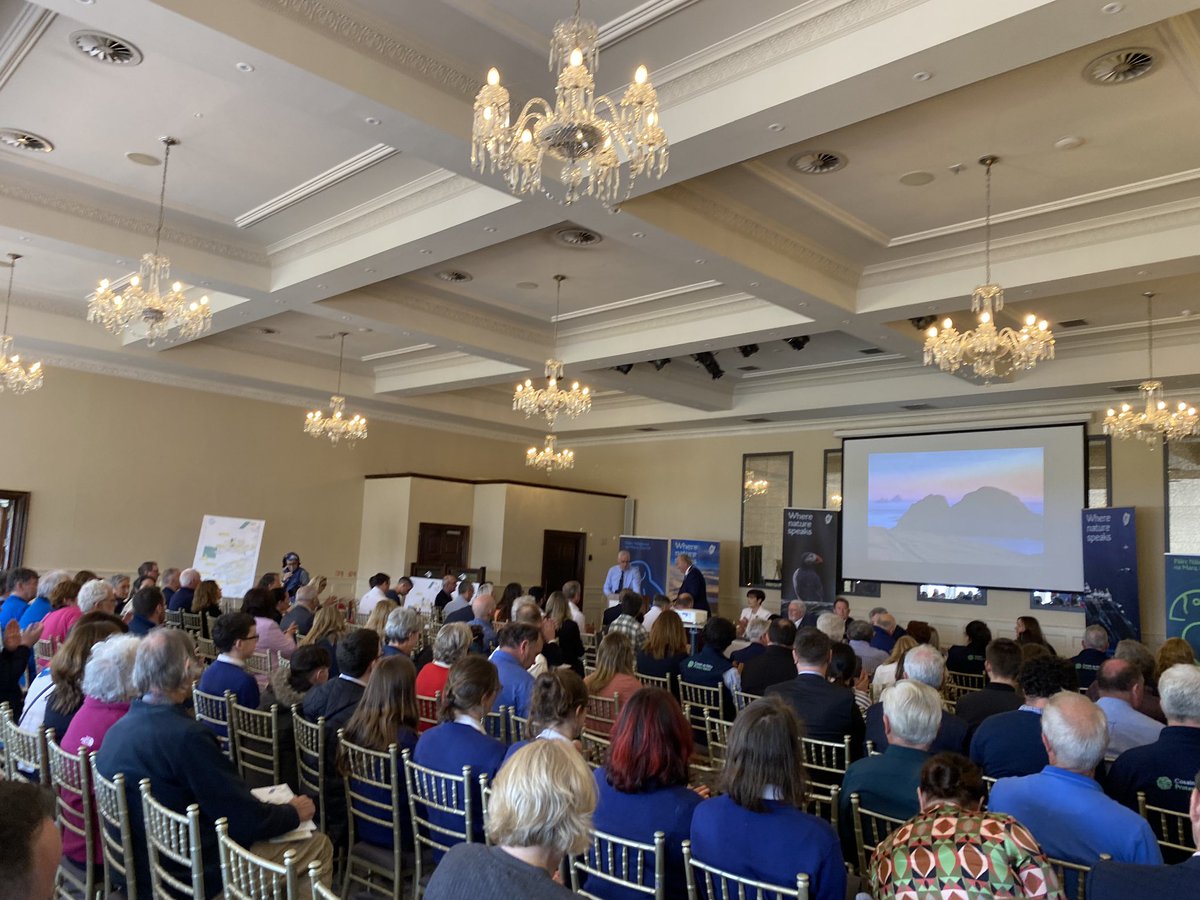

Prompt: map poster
[
  {"left": 193, "top": 515, "right": 266, "bottom": 599},
  {"left": 618, "top": 535, "right": 669, "bottom": 598},
  {"left": 1165, "top": 554, "right": 1200, "bottom": 657},
  {"left": 667, "top": 538, "right": 721, "bottom": 610}
]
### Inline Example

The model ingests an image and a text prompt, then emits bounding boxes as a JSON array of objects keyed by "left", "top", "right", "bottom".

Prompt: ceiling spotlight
[
  {"left": 784, "top": 336, "right": 810, "bottom": 351},
  {"left": 737, "top": 344, "right": 759, "bottom": 357},
  {"left": 910, "top": 315, "right": 937, "bottom": 331},
  {"left": 652, "top": 358, "right": 671, "bottom": 371},
  {"left": 692, "top": 352, "right": 724, "bottom": 380},
  {"left": 613, "top": 363, "right": 633, "bottom": 375}
]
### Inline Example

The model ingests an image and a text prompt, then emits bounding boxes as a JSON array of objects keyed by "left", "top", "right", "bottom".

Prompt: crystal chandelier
[
  {"left": 1104, "top": 292, "right": 1198, "bottom": 444},
  {"left": 304, "top": 332, "right": 368, "bottom": 445},
  {"left": 513, "top": 274, "right": 591, "bottom": 429},
  {"left": 471, "top": 0, "right": 667, "bottom": 207},
  {"left": 527, "top": 433, "right": 575, "bottom": 472},
  {"left": 923, "top": 156, "right": 1055, "bottom": 382},
  {"left": 88, "top": 137, "right": 212, "bottom": 346},
  {"left": 743, "top": 476, "right": 769, "bottom": 501},
  {"left": 0, "top": 253, "right": 43, "bottom": 394}
]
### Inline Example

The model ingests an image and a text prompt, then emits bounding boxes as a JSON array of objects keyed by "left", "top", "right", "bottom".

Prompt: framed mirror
[{"left": 740, "top": 452, "right": 793, "bottom": 588}]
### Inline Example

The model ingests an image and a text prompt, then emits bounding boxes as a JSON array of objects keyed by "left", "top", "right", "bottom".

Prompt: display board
[
  {"left": 667, "top": 538, "right": 721, "bottom": 610},
  {"left": 402, "top": 576, "right": 444, "bottom": 612},
  {"left": 192, "top": 515, "right": 266, "bottom": 598},
  {"left": 1165, "top": 554, "right": 1200, "bottom": 656},
  {"left": 780, "top": 508, "right": 839, "bottom": 615},
  {"left": 617, "top": 535, "right": 670, "bottom": 598}
]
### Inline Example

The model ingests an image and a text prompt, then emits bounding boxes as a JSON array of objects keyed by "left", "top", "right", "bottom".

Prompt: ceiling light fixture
[
  {"left": 513, "top": 274, "right": 591, "bottom": 430},
  {"left": 744, "top": 475, "right": 770, "bottom": 501},
  {"left": 784, "top": 336, "right": 810, "bottom": 351},
  {"left": 526, "top": 433, "right": 574, "bottom": 473},
  {"left": 304, "top": 332, "right": 367, "bottom": 445},
  {"left": 1104, "top": 292, "right": 1198, "bottom": 445},
  {"left": 737, "top": 344, "right": 759, "bottom": 357},
  {"left": 652, "top": 358, "right": 671, "bottom": 371},
  {"left": 0, "top": 253, "right": 43, "bottom": 395},
  {"left": 923, "top": 156, "right": 1055, "bottom": 382},
  {"left": 693, "top": 351, "right": 724, "bottom": 380},
  {"left": 471, "top": 0, "right": 667, "bottom": 208},
  {"left": 88, "top": 137, "right": 212, "bottom": 346},
  {"left": 613, "top": 363, "right": 633, "bottom": 375}
]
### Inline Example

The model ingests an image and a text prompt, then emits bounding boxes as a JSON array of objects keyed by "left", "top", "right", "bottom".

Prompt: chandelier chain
[
  {"left": 983, "top": 158, "right": 992, "bottom": 284},
  {"left": 337, "top": 331, "right": 346, "bottom": 395},
  {"left": 1145, "top": 292, "right": 1155, "bottom": 379},
  {"left": 2, "top": 252, "right": 16, "bottom": 336},
  {"left": 152, "top": 138, "right": 174, "bottom": 259}
]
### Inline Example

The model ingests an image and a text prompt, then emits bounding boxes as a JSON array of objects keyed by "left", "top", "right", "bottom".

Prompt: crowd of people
[{"left": 0, "top": 558, "right": 1198, "bottom": 899}]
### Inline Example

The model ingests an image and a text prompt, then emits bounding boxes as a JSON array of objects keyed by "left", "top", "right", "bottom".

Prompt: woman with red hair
[{"left": 588, "top": 687, "right": 704, "bottom": 899}]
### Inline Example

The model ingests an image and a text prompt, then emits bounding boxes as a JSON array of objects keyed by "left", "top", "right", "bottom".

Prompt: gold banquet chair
[
  {"left": 1138, "top": 791, "right": 1197, "bottom": 858},
  {"left": 340, "top": 735, "right": 404, "bottom": 900},
  {"left": 292, "top": 708, "right": 330, "bottom": 836},
  {"left": 216, "top": 817, "right": 301, "bottom": 900},
  {"left": 416, "top": 692, "right": 440, "bottom": 732},
  {"left": 192, "top": 686, "right": 235, "bottom": 761},
  {"left": 48, "top": 741, "right": 97, "bottom": 900},
  {"left": 139, "top": 778, "right": 205, "bottom": 899},
  {"left": 3, "top": 712, "right": 51, "bottom": 785},
  {"left": 585, "top": 692, "right": 623, "bottom": 738},
  {"left": 572, "top": 828, "right": 666, "bottom": 900},
  {"left": 849, "top": 793, "right": 906, "bottom": 875},
  {"left": 1046, "top": 853, "right": 1110, "bottom": 900},
  {"left": 91, "top": 760, "right": 139, "bottom": 900},
  {"left": 682, "top": 839, "right": 809, "bottom": 900},
  {"left": 403, "top": 749, "right": 486, "bottom": 900},
  {"left": 230, "top": 699, "right": 282, "bottom": 787}
]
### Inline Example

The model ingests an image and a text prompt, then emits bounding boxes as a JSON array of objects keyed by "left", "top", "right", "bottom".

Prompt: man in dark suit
[
  {"left": 864, "top": 643, "right": 968, "bottom": 755},
  {"left": 1088, "top": 778, "right": 1200, "bottom": 898},
  {"left": 956, "top": 638, "right": 1023, "bottom": 738},
  {"left": 766, "top": 627, "right": 864, "bottom": 753},
  {"left": 434, "top": 574, "right": 457, "bottom": 611},
  {"left": 675, "top": 553, "right": 709, "bottom": 613},
  {"left": 741, "top": 618, "right": 798, "bottom": 696}
]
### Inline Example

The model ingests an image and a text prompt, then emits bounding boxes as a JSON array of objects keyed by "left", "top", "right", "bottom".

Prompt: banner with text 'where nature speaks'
[
  {"left": 1076, "top": 507, "right": 1140, "bottom": 642},
  {"left": 781, "top": 508, "right": 839, "bottom": 616},
  {"left": 667, "top": 538, "right": 721, "bottom": 610}
]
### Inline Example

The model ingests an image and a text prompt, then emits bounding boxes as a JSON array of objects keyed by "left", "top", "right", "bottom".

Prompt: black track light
[
  {"left": 737, "top": 344, "right": 759, "bottom": 357},
  {"left": 692, "top": 351, "right": 724, "bottom": 380},
  {"left": 652, "top": 358, "right": 671, "bottom": 371},
  {"left": 784, "top": 336, "right": 810, "bottom": 351},
  {"left": 613, "top": 363, "right": 633, "bottom": 375}
]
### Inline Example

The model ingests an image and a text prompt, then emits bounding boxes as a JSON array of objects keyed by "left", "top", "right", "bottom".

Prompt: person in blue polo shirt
[
  {"left": 0, "top": 568, "right": 37, "bottom": 629},
  {"left": 489, "top": 620, "right": 542, "bottom": 719}
]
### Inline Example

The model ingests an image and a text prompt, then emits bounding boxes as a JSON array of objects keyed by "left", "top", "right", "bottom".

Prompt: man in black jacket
[
  {"left": 741, "top": 618, "right": 797, "bottom": 696},
  {"left": 766, "top": 627, "right": 864, "bottom": 754},
  {"left": 955, "top": 638, "right": 1023, "bottom": 738}
]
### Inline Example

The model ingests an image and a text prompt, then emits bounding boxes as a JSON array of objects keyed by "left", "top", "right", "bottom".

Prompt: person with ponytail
[{"left": 503, "top": 669, "right": 588, "bottom": 763}]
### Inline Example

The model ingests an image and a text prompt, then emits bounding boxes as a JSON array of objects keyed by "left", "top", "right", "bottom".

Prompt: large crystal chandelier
[
  {"left": 527, "top": 433, "right": 575, "bottom": 472},
  {"left": 471, "top": 0, "right": 668, "bottom": 207},
  {"left": 88, "top": 137, "right": 212, "bottom": 346},
  {"left": 0, "top": 253, "right": 43, "bottom": 394},
  {"left": 513, "top": 274, "right": 591, "bottom": 429},
  {"left": 923, "top": 156, "right": 1055, "bottom": 382},
  {"left": 1104, "top": 291, "right": 1198, "bottom": 444},
  {"left": 304, "top": 332, "right": 367, "bottom": 445}
]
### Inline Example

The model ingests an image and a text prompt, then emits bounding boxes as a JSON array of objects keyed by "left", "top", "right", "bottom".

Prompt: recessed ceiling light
[
  {"left": 316, "top": 283, "right": 326, "bottom": 289},
  {"left": 200, "top": 280, "right": 211, "bottom": 286},
  {"left": 419, "top": 249, "right": 432, "bottom": 255},
  {"left": 17, "top": 235, "right": 29, "bottom": 242},
  {"left": 483, "top": 226, "right": 497, "bottom": 233},
  {"left": 1101, "top": 2, "right": 1123, "bottom": 13},
  {"left": 115, "top": 258, "right": 125, "bottom": 265},
  {"left": 125, "top": 151, "right": 160, "bottom": 166},
  {"left": 1054, "top": 136, "right": 1085, "bottom": 150},
  {"left": 341, "top": 315, "right": 350, "bottom": 321},
  {"left": 631, "top": 232, "right": 645, "bottom": 238},
  {"left": 357, "top": 327, "right": 373, "bottom": 333},
  {"left": 364, "top": 116, "right": 381, "bottom": 126},
  {"left": 235, "top": 62, "right": 255, "bottom": 73},
  {"left": 749, "top": 282, "right": 759, "bottom": 287},
  {"left": 797, "top": 302, "right": 807, "bottom": 308},
  {"left": 516, "top": 281, "right": 538, "bottom": 290},
  {"left": 694, "top": 258, "right": 706, "bottom": 264},
  {"left": 194, "top": 113, "right": 204, "bottom": 119},
  {"left": 76, "top": 0, "right": 95, "bottom": 5},
  {"left": 911, "top": 71, "right": 933, "bottom": 82},
  {"left": 899, "top": 171, "right": 934, "bottom": 186},
  {"left": 364, "top": 267, "right": 375, "bottom": 273},
  {"left": 1137, "top": 270, "right": 1149, "bottom": 276},
  {"left": 767, "top": 123, "right": 785, "bottom": 132}
]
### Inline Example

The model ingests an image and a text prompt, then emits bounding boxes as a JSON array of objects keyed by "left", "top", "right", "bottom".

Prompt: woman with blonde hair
[
  {"left": 584, "top": 632, "right": 642, "bottom": 736},
  {"left": 426, "top": 740, "right": 596, "bottom": 899},
  {"left": 636, "top": 608, "right": 690, "bottom": 680},
  {"left": 302, "top": 604, "right": 351, "bottom": 677},
  {"left": 871, "top": 635, "right": 918, "bottom": 700},
  {"left": 363, "top": 599, "right": 397, "bottom": 644},
  {"left": 543, "top": 591, "right": 584, "bottom": 675},
  {"left": 1155, "top": 637, "right": 1196, "bottom": 682}
]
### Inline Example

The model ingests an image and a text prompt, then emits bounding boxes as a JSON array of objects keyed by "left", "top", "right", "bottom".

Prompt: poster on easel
[
  {"left": 1166, "top": 553, "right": 1200, "bottom": 656},
  {"left": 193, "top": 515, "right": 266, "bottom": 599}
]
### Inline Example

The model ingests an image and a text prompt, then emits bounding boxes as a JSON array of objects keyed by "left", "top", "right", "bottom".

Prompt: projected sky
[{"left": 868, "top": 448, "right": 1044, "bottom": 507}]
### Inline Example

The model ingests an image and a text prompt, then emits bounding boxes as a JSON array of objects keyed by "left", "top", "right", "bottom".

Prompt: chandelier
[
  {"left": 0, "top": 253, "right": 43, "bottom": 394},
  {"left": 304, "top": 332, "right": 368, "bottom": 445},
  {"left": 1104, "top": 291, "right": 1198, "bottom": 444},
  {"left": 923, "top": 156, "right": 1055, "bottom": 382},
  {"left": 88, "top": 137, "right": 212, "bottom": 346},
  {"left": 527, "top": 433, "right": 575, "bottom": 472},
  {"left": 743, "top": 476, "right": 769, "bottom": 501},
  {"left": 513, "top": 274, "right": 591, "bottom": 429},
  {"left": 470, "top": 0, "right": 668, "bottom": 207}
]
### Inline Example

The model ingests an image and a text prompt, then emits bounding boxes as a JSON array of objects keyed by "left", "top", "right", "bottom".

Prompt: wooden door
[
  {"left": 542, "top": 530, "right": 586, "bottom": 595},
  {"left": 416, "top": 523, "right": 469, "bottom": 572}
]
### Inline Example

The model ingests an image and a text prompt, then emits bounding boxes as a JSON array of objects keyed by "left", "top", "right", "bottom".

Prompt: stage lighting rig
[
  {"left": 784, "top": 336, "right": 810, "bottom": 351},
  {"left": 692, "top": 352, "right": 724, "bottom": 380},
  {"left": 737, "top": 344, "right": 759, "bottom": 357},
  {"left": 651, "top": 358, "right": 671, "bottom": 371}
]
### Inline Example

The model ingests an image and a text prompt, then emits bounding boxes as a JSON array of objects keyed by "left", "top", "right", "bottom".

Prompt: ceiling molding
[
  {"left": 437, "top": 0, "right": 547, "bottom": 55},
  {"left": 235, "top": 143, "right": 400, "bottom": 229},
  {"left": 0, "top": 179, "right": 268, "bottom": 266},
  {"left": 355, "top": 287, "right": 548, "bottom": 346},
  {"left": 1156, "top": 15, "right": 1200, "bottom": 101},
  {"left": 0, "top": 3, "right": 54, "bottom": 94},
  {"left": 360, "top": 342, "right": 437, "bottom": 362},
  {"left": 561, "top": 291, "right": 766, "bottom": 336},
  {"left": 738, "top": 352, "right": 909, "bottom": 383},
  {"left": 740, "top": 159, "right": 891, "bottom": 246},
  {"left": 553, "top": 280, "right": 722, "bottom": 322},
  {"left": 598, "top": 0, "right": 704, "bottom": 48}
]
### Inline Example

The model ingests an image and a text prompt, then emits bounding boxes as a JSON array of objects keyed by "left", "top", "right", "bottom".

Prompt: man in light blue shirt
[
  {"left": 603, "top": 550, "right": 642, "bottom": 596},
  {"left": 1095, "top": 658, "right": 1163, "bottom": 758},
  {"left": 489, "top": 621, "right": 542, "bottom": 719}
]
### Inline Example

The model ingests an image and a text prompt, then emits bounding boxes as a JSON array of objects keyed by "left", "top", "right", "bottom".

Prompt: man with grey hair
[
  {"left": 847, "top": 619, "right": 888, "bottom": 676},
  {"left": 815, "top": 610, "right": 845, "bottom": 643},
  {"left": 870, "top": 611, "right": 905, "bottom": 653},
  {"left": 281, "top": 580, "right": 320, "bottom": 637},
  {"left": 160, "top": 567, "right": 181, "bottom": 607},
  {"left": 786, "top": 599, "right": 805, "bottom": 625},
  {"left": 864, "top": 644, "right": 968, "bottom": 755},
  {"left": 97, "top": 629, "right": 333, "bottom": 895},
  {"left": 989, "top": 692, "right": 1161, "bottom": 875},
  {"left": 442, "top": 580, "right": 473, "bottom": 618},
  {"left": 167, "top": 568, "right": 201, "bottom": 612},
  {"left": 445, "top": 583, "right": 497, "bottom": 651},
  {"left": 20, "top": 569, "right": 69, "bottom": 628},
  {"left": 384, "top": 605, "right": 425, "bottom": 668},
  {"left": 563, "top": 580, "right": 586, "bottom": 631},
  {"left": 1105, "top": 663, "right": 1200, "bottom": 816},
  {"left": 675, "top": 553, "right": 708, "bottom": 613},
  {"left": 731, "top": 616, "right": 770, "bottom": 666},
  {"left": 839, "top": 680, "right": 942, "bottom": 850},
  {"left": 1095, "top": 658, "right": 1163, "bottom": 757},
  {"left": 1071, "top": 624, "right": 1110, "bottom": 690}
]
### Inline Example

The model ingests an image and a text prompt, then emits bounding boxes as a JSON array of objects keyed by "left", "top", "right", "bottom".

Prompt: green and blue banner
[
  {"left": 617, "top": 535, "right": 670, "bottom": 598},
  {"left": 1165, "top": 553, "right": 1200, "bottom": 656}
]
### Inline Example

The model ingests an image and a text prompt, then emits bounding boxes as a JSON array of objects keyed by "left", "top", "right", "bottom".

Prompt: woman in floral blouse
[{"left": 870, "top": 752, "right": 1065, "bottom": 899}]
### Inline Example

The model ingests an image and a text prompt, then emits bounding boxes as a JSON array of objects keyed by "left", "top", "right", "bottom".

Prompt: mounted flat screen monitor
[{"left": 841, "top": 424, "right": 1086, "bottom": 592}]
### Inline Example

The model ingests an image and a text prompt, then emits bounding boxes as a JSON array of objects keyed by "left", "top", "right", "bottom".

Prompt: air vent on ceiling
[
  {"left": 858, "top": 347, "right": 886, "bottom": 355},
  {"left": 254, "top": 327, "right": 279, "bottom": 335},
  {"left": 901, "top": 403, "right": 935, "bottom": 411},
  {"left": 436, "top": 270, "right": 473, "bottom": 283},
  {"left": 1059, "top": 318, "right": 1088, "bottom": 328},
  {"left": 636, "top": 427, "right": 659, "bottom": 432},
  {"left": 737, "top": 365, "right": 760, "bottom": 372},
  {"left": 70, "top": 30, "right": 143, "bottom": 66},
  {"left": 744, "top": 417, "right": 772, "bottom": 424},
  {"left": 1084, "top": 48, "right": 1155, "bottom": 85},
  {"left": 553, "top": 227, "right": 603, "bottom": 248},
  {"left": 788, "top": 150, "right": 846, "bottom": 174},
  {"left": 0, "top": 129, "right": 53, "bottom": 152}
]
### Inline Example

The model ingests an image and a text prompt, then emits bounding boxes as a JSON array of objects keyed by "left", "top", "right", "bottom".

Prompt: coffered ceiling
[{"left": 3, "top": 0, "right": 1200, "bottom": 444}]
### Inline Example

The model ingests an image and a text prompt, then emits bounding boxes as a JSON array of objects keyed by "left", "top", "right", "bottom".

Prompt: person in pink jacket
[{"left": 243, "top": 588, "right": 296, "bottom": 689}]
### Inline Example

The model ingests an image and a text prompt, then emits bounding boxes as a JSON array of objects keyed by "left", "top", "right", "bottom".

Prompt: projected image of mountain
[{"left": 867, "top": 447, "right": 1045, "bottom": 565}]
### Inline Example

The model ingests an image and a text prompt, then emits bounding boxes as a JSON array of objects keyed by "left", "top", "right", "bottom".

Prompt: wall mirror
[{"left": 740, "top": 452, "right": 793, "bottom": 588}]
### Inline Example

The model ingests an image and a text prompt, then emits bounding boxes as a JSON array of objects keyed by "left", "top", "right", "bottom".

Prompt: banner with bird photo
[{"left": 780, "top": 508, "right": 839, "bottom": 617}]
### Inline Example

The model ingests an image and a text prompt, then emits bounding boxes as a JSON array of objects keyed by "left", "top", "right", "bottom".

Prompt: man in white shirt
[
  {"left": 602, "top": 551, "right": 642, "bottom": 596},
  {"left": 642, "top": 593, "right": 670, "bottom": 633},
  {"left": 358, "top": 572, "right": 390, "bottom": 617},
  {"left": 442, "top": 581, "right": 473, "bottom": 617},
  {"left": 564, "top": 580, "right": 586, "bottom": 632}
]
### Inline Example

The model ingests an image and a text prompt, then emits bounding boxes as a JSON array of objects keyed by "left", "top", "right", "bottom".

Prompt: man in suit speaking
[{"left": 675, "top": 553, "right": 709, "bottom": 613}]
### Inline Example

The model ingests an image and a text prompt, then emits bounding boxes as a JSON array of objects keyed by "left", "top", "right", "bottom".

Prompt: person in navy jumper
[
  {"left": 503, "top": 668, "right": 588, "bottom": 764},
  {"left": 125, "top": 586, "right": 165, "bottom": 636},
  {"left": 590, "top": 687, "right": 706, "bottom": 900},
  {"left": 1070, "top": 624, "right": 1110, "bottom": 690},
  {"left": 167, "top": 567, "right": 200, "bottom": 612},
  {"left": 690, "top": 696, "right": 845, "bottom": 900},
  {"left": 95, "top": 628, "right": 333, "bottom": 898},
  {"left": 970, "top": 655, "right": 1077, "bottom": 778},
  {"left": 490, "top": 621, "right": 542, "bottom": 719},
  {"left": 197, "top": 612, "right": 262, "bottom": 736},
  {"left": 863, "top": 644, "right": 967, "bottom": 755},
  {"left": 413, "top": 654, "right": 507, "bottom": 856},
  {"left": 946, "top": 620, "right": 991, "bottom": 676},
  {"left": 679, "top": 617, "right": 740, "bottom": 721}
]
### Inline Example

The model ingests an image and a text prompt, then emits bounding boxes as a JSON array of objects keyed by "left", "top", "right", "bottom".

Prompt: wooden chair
[
  {"left": 702, "top": 708, "right": 732, "bottom": 764},
  {"left": 192, "top": 686, "right": 235, "bottom": 761},
  {"left": 635, "top": 671, "right": 671, "bottom": 692},
  {"left": 678, "top": 680, "right": 722, "bottom": 746},
  {"left": 292, "top": 708, "right": 330, "bottom": 836},
  {"left": 216, "top": 817, "right": 301, "bottom": 900},
  {"left": 340, "top": 735, "right": 403, "bottom": 899},
  {"left": 139, "top": 778, "right": 205, "bottom": 899},
  {"left": 509, "top": 709, "right": 530, "bottom": 743},
  {"left": 804, "top": 782, "right": 840, "bottom": 833},
  {"left": 581, "top": 731, "right": 610, "bottom": 770},
  {"left": 1137, "top": 791, "right": 1197, "bottom": 858},
  {"left": 849, "top": 793, "right": 907, "bottom": 875},
  {"left": 802, "top": 736, "right": 852, "bottom": 787},
  {"left": 48, "top": 741, "right": 97, "bottom": 900},
  {"left": 91, "top": 760, "right": 139, "bottom": 900},
  {"left": 180, "top": 610, "right": 203, "bottom": 634},
  {"left": 1046, "top": 853, "right": 1110, "bottom": 900},
  {"left": 585, "top": 692, "right": 622, "bottom": 737},
  {"left": 230, "top": 700, "right": 282, "bottom": 786},
  {"left": 164, "top": 609, "right": 183, "bottom": 629},
  {"left": 403, "top": 749, "right": 484, "bottom": 900},
  {"left": 416, "top": 692, "right": 440, "bottom": 731},
  {"left": 682, "top": 839, "right": 809, "bottom": 900},
  {"left": 246, "top": 649, "right": 276, "bottom": 679},
  {"left": 571, "top": 828, "right": 666, "bottom": 900},
  {"left": 3, "top": 713, "right": 51, "bottom": 785},
  {"left": 733, "top": 688, "right": 763, "bottom": 712}
]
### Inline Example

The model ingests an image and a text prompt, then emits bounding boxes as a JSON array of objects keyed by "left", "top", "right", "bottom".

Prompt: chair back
[
  {"left": 3, "top": 713, "right": 51, "bottom": 785},
  {"left": 216, "top": 817, "right": 300, "bottom": 900},
  {"left": 582, "top": 631, "right": 599, "bottom": 669},
  {"left": 339, "top": 735, "right": 402, "bottom": 898},
  {"left": 34, "top": 637, "right": 56, "bottom": 671},
  {"left": 849, "top": 793, "right": 907, "bottom": 875},
  {"left": 416, "top": 692, "right": 439, "bottom": 731},
  {"left": 139, "top": 778, "right": 205, "bottom": 899},
  {"left": 678, "top": 680, "right": 722, "bottom": 744},
  {"left": 804, "top": 782, "right": 840, "bottom": 833},
  {"left": 585, "top": 692, "right": 622, "bottom": 737},
  {"left": 702, "top": 708, "right": 732, "bottom": 763},
  {"left": 580, "top": 731, "right": 610, "bottom": 770},
  {"left": 292, "top": 708, "right": 329, "bottom": 835},
  {"left": 196, "top": 637, "right": 217, "bottom": 661},
  {"left": 1046, "top": 854, "right": 1110, "bottom": 900},
  {"left": 483, "top": 707, "right": 510, "bottom": 744},
  {"left": 48, "top": 741, "right": 96, "bottom": 900},
  {"left": 682, "top": 839, "right": 808, "bottom": 900},
  {"left": 635, "top": 671, "right": 671, "bottom": 692},
  {"left": 164, "top": 609, "right": 183, "bottom": 629},
  {"left": 91, "top": 759, "right": 138, "bottom": 900},
  {"left": 402, "top": 749, "right": 478, "bottom": 856},
  {"left": 571, "top": 828, "right": 665, "bottom": 900},
  {"left": 509, "top": 709, "right": 530, "bottom": 743},
  {"left": 180, "top": 611, "right": 203, "bottom": 635},
  {"left": 733, "top": 689, "right": 763, "bottom": 712},
  {"left": 192, "top": 686, "right": 234, "bottom": 760},
  {"left": 802, "top": 736, "right": 852, "bottom": 787},
  {"left": 246, "top": 649, "right": 275, "bottom": 678},
  {"left": 230, "top": 700, "right": 282, "bottom": 785},
  {"left": 1138, "top": 791, "right": 1197, "bottom": 858},
  {"left": 309, "top": 862, "right": 339, "bottom": 900},
  {"left": 945, "top": 671, "right": 986, "bottom": 703}
]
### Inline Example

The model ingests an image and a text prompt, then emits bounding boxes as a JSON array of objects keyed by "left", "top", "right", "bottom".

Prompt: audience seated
[
  {"left": 434, "top": 575, "right": 457, "bottom": 612},
  {"left": 680, "top": 617, "right": 740, "bottom": 714},
  {"left": 1094, "top": 658, "right": 1164, "bottom": 758},
  {"left": 260, "top": 643, "right": 330, "bottom": 790},
  {"left": 41, "top": 578, "right": 114, "bottom": 645},
  {"left": 870, "top": 635, "right": 918, "bottom": 700},
  {"left": 601, "top": 589, "right": 635, "bottom": 633},
  {"left": 363, "top": 599, "right": 397, "bottom": 646},
  {"left": 561, "top": 581, "right": 585, "bottom": 632},
  {"left": 1070, "top": 624, "right": 1110, "bottom": 690},
  {"left": 542, "top": 592, "right": 585, "bottom": 676},
  {"left": 691, "top": 697, "right": 846, "bottom": 900},
  {"left": 504, "top": 668, "right": 588, "bottom": 763},
  {"left": 1154, "top": 638, "right": 1195, "bottom": 683},
  {"left": 1, "top": 568, "right": 38, "bottom": 629},
  {"left": 191, "top": 579, "right": 223, "bottom": 636},
  {"left": 864, "top": 644, "right": 967, "bottom": 755},
  {"left": 846, "top": 619, "right": 888, "bottom": 678},
  {"left": 415, "top": 622, "right": 473, "bottom": 723},
  {"left": 300, "top": 604, "right": 350, "bottom": 678},
  {"left": 514, "top": 595, "right": 555, "bottom": 678},
  {"left": 383, "top": 605, "right": 424, "bottom": 665},
  {"left": 0, "top": 616, "right": 42, "bottom": 716},
  {"left": 988, "top": 692, "right": 1162, "bottom": 877},
  {"left": 20, "top": 569, "right": 69, "bottom": 629},
  {"left": 827, "top": 642, "right": 870, "bottom": 712},
  {"left": 1088, "top": 639, "right": 1167, "bottom": 724},
  {"left": 445, "top": 586, "right": 498, "bottom": 652},
  {"left": 426, "top": 740, "right": 594, "bottom": 900},
  {"left": 815, "top": 611, "right": 845, "bottom": 644},
  {"left": 237, "top": 587, "right": 294, "bottom": 683},
  {"left": 31, "top": 580, "right": 77, "bottom": 662},
  {"left": 495, "top": 582, "right": 524, "bottom": 626},
  {"left": 736, "top": 588, "right": 772, "bottom": 636},
  {"left": 303, "top": 626, "right": 379, "bottom": 734},
  {"left": 970, "top": 656, "right": 1077, "bottom": 778},
  {"left": 125, "top": 586, "right": 165, "bottom": 636},
  {"left": 28, "top": 616, "right": 123, "bottom": 736},
  {"left": 590, "top": 687, "right": 703, "bottom": 900},
  {"left": 635, "top": 609, "right": 691, "bottom": 681},
  {"left": 490, "top": 621, "right": 542, "bottom": 718},
  {"left": 955, "top": 637, "right": 1023, "bottom": 738},
  {"left": 358, "top": 572, "right": 391, "bottom": 617},
  {"left": 1015, "top": 616, "right": 1056, "bottom": 656},
  {"left": 280, "top": 581, "right": 320, "bottom": 637},
  {"left": 870, "top": 752, "right": 1065, "bottom": 899},
  {"left": 0, "top": 779, "right": 60, "bottom": 900},
  {"left": 839, "top": 681, "right": 942, "bottom": 851},
  {"left": 768, "top": 627, "right": 865, "bottom": 749},
  {"left": 585, "top": 632, "right": 642, "bottom": 732},
  {"left": 167, "top": 567, "right": 200, "bottom": 613},
  {"left": 198, "top": 612, "right": 262, "bottom": 722},
  {"left": 870, "top": 613, "right": 906, "bottom": 654},
  {"left": 730, "top": 617, "right": 769, "bottom": 667},
  {"left": 96, "top": 629, "right": 332, "bottom": 898},
  {"left": 946, "top": 620, "right": 991, "bottom": 676},
  {"left": 607, "top": 592, "right": 647, "bottom": 652},
  {"left": 442, "top": 580, "right": 473, "bottom": 618},
  {"left": 413, "top": 655, "right": 507, "bottom": 851}
]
